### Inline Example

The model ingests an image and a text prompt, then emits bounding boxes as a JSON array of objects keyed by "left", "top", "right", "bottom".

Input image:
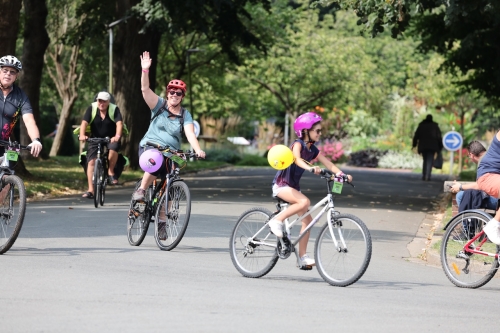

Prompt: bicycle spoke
[{"left": 441, "top": 211, "right": 499, "bottom": 288}]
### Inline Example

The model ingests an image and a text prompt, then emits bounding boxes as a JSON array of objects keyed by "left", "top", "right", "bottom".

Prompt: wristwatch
[{"left": 34, "top": 138, "right": 41, "bottom": 143}]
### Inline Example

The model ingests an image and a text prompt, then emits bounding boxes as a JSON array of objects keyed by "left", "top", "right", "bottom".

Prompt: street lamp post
[
  {"left": 107, "top": 16, "right": 131, "bottom": 94},
  {"left": 186, "top": 48, "right": 202, "bottom": 120}
]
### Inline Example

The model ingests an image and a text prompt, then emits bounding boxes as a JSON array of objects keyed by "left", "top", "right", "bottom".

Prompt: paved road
[{"left": 1, "top": 167, "right": 498, "bottom": 332}]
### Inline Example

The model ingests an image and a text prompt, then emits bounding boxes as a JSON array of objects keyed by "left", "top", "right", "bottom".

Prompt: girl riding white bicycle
[{"left": 268, "top": 112, "right": 352, "bottom": 267}]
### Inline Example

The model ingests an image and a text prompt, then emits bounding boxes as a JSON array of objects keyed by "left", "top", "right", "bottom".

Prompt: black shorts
[{"left": 87, "top": 141, "right": 120, "bottom": 162}]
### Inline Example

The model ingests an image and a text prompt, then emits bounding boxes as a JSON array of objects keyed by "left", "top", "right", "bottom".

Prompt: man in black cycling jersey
[{"left": 0, "top": 55, "right": 42, "bottom": 157}]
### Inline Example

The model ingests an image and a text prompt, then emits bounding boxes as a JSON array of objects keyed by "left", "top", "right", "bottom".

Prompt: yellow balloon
[{"left": 268, "top": 145, "right": 294, "bottom": 170}]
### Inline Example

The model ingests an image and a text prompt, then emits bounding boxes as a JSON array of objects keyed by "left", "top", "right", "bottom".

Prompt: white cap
[{"left": 97, "top": 92, "right": 111, "bottom": 101}]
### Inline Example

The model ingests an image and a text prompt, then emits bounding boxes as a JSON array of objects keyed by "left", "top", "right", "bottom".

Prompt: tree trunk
[
  {"left": 45, "top": 44, "right": 81, "bottom": 156},
  {"left": 0, "top": 0, "right": 22, "bottom": 55},
  {"left": 49, "top": 96, "right": 77, "bottom": 156},
  {"left": 113, "top": 3, "right": 161, "bottom": 168},
  {"left": 19, "top": 0, "right": 50, "bottom": 159}
]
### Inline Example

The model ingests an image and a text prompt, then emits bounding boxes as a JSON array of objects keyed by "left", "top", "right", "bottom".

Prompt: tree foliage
[{"left": 315, "top": 0, "right": 500, "bottom": 105}]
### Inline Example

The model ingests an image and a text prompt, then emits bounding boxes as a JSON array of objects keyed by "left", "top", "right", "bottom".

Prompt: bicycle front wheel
[
  {"left": 93, "top": 159, "right": 103, "bottom": 208},
  {"left": 100, "top": 172, "right": 107, "bottom": 206},
  {"left": 127, "top": 180, "right": 151, "bottom": 246},
  {"left": 154, "top": 181, "right": 191, "bottom": 251},
  {"left": 229, "top": 207, "right": 279, "bottom": 278},
  {"left": 0, "top": 175, "right": 27, "bottom": 254},
  {"left": 441, "top": 211, "right": 499, "bottom": 288},
  {"left": 315, "top": 213, "right": 372, "bottom": 287}
]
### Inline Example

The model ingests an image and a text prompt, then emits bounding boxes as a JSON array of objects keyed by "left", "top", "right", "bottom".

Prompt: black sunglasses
[
  {"left": 312, "top": 129, "right": 322, "bottom": 134},
  {"left": 169, "top": 91, "right": 183, "bottom": 96}
]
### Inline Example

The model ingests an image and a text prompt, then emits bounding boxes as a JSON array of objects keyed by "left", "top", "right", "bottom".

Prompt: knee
[{"left": 298, "top": 197, "right": 310, "bottom": 210}]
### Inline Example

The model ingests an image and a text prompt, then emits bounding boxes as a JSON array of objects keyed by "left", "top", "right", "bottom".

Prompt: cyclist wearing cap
[
  {"left": 132, "top": 51, "right": 206, "bottom": 201},
  {"left": 0, "top": 55, "right": 42, "bottom": 157},
  {"left": 268, "top": 112, "right": 352, "bottom": 267},
  {"left": 78, "top": 91, "right": 123, "bottom": 198}
]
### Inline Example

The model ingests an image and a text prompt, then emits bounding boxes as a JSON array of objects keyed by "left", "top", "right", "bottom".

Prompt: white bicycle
[{"left": 229, "top": 169, "right": 372, "bottom": 287}]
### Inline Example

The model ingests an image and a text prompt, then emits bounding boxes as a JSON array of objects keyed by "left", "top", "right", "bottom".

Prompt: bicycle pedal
[{"left": 299, "top": 265, "right": 313, "bottom": 271}]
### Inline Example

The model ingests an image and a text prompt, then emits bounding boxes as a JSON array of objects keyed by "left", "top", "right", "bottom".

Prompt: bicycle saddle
[{"left": 272, "top": 196, "right": 290, "bottom": 205}]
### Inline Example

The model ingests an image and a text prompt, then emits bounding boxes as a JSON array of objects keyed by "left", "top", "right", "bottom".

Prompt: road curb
[{"left": 407, "top": 192, "right": 449, "bottom": 267}]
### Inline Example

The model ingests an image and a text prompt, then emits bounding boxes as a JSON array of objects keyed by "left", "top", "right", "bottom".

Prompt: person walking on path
[{"left": 412, "top": 114, "right": 443, "bottom": 181}]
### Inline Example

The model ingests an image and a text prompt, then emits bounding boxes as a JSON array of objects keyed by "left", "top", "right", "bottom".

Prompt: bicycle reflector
[
  {"left": 267, "top": 145, "right": 294, "bottom": 170},
  {"left": 139, "top": 149, "right": 163, "bottom": 173}
]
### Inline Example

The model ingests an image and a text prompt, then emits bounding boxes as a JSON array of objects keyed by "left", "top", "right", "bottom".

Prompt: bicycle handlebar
[
  {"left": 0, "top": 139, "right": 30, "bottom": 150},
  {"left": 308, "top": 168, "right": 354, "bottom": 187},
  {"left": 87, "top": 137, "right": 111, "bottom": 143},
  {"left": 145, "top": 141, "right": 198, "bottom": 159}
]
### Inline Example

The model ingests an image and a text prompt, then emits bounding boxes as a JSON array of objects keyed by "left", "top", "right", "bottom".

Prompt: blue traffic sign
[{"left": 442, "top": 131, "right": 463, "bottom": 152}]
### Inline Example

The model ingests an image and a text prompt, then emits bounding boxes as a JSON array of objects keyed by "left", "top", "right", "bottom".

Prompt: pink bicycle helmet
[
  {"left": 293, "top": 112, "right": 322, "bottom": 138},
  {"left": 139, "top": 149, "right": 163, "bottom": 173}
]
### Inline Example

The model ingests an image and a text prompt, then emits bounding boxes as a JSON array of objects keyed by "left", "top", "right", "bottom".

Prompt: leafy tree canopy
[{"left": 313, "top": 0, "right": 500, "bottom": 106}]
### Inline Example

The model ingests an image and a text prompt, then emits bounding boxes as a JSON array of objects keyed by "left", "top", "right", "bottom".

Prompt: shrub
[
  {"left": 316, "top": 140, "right": 344, "bottom": 162},
  {"left": 205, "top": 149, "right": 241, "bottom": 164},
  {"left": 235, "top": 154, "right": 269, "bottom": 166},
  {"left": 378, "top": 150, "right": 421, "bottom": 169},
  {"left": 348, "top": 149, "right": 387, "bottom": 168}
]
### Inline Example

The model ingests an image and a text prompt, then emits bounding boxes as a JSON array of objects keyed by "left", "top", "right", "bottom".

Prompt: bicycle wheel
[
  {"left": 0, "top": 175, "right": 27, "bottom": 254},
  {"left": 315, "top": 212, "right": 372, "bottom": 287},
  {"left": 441, "top": 211, "right": 499, "bottom": 288},
  {"left": 93, "top": 159, "right": 102, "bottom": 208},
  {"left": 154, "top": 181, "right": 191, "bottom": 251},
  {"left": 99, "top": 170, "right": 107, "bottom": 207},
  {"left": 229, "top": 207, "right": 279, "bottom": 278},
  {"left": 127, "top": 180, "right": 151, "bottom": 246}
]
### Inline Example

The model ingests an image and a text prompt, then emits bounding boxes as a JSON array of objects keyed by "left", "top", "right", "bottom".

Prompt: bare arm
[
  {"left": 140, "top": 51, "right": 159, "bottom": 110},
  {"left": 184, "top": 124, "right": 205, "bottom": 158},
  {"left": 111, "top": 121, "right": 123, "bottom": 143},
  {"left": 79, "top": 120, "right": 89, "bottom": 142},
  {"left": 22, "top": 113, "right": 42, "bottom": 157},
  {"left": 316, "top": 153, "right": 353, "bottom": 182}
]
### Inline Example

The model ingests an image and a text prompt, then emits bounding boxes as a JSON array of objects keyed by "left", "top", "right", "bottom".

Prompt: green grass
[{"left": 23, "top": 156, "right": 227, "bottom": 198}]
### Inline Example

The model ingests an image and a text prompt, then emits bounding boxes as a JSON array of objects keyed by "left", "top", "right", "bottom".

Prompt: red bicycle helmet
[{"left": 167, "top": 79, "right": 187, "bottom": 94}]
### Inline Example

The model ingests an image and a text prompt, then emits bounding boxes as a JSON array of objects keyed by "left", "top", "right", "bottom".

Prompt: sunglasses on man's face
[{"left": 169, "top": 91, "right": 183, "bottom": 96}]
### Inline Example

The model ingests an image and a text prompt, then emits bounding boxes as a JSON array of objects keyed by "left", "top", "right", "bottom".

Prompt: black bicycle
[
  {"left": 87, "top": 137, "right": 110, "bottom": 208},
  {"left": 127, "top": 142, "right": 197, "bottom": 251},
  {"left": 0, "top": 140, "right": 30, "bottom": 254}
]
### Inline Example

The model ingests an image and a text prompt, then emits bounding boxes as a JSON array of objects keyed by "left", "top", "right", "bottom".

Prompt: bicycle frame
[
  {"left": 251, "top": 175, "right": 350, "bottom": 253},
  {"left": 464, "top": 231, "right": 498, "bottom": 259}
]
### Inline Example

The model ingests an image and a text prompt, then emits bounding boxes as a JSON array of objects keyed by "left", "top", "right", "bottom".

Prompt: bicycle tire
[
  {"left": 93, "top": 159, "right": 102, "bottom": 208},
  {"left": 127, "top": 180, "right": 151, "bottom": 246},
  {"left": 154, "top": 181, "right": 191, "bottom": 251},
  {"left": 315, "top": 212, "right": 372, "bottom": 287},
  {"left": 229, "top": 207, "right": 279, "bottom": 278},
  {"left": 441, "top": 211, "right": 499, "bottom": 288},
  {"left": 100, "top": 166, "right": 107, "bottom": 206},
  {"left": 0, "top": 175, "right": 27, "bottom": 254}
]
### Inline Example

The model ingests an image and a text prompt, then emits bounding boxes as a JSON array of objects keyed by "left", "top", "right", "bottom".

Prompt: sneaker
[
  {"left": 299, "top": 254, "right": 315, "bottom": 267},
  {"left": 268, "top": 219, "right": 283, "bottom": 238},
  {"left": 132, "top": 188, "right": 146, "bottom": 201},
  {"left": 158, "top": 220, "right": 167, "bottom": 241},
  {"left": 483, "top": 219, "right": 500, "bottom": 245}
]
